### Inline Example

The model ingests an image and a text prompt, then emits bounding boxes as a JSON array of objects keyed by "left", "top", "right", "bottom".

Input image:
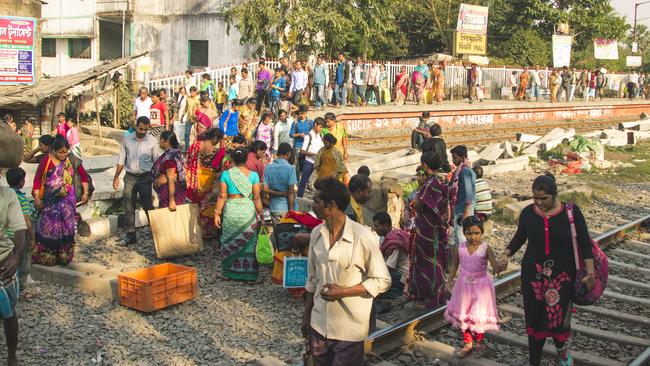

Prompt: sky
[{"left": 611, "top": 0, "right": 650, "bottom": 29}]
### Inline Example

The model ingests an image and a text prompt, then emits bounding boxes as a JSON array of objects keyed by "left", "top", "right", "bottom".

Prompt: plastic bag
[{"left": 256, "top": 226, "right": 274, "bottom": 265}]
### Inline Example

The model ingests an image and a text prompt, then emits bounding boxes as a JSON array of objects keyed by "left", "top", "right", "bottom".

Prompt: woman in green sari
[{"left": 214, "top": 147, "right": 264, "bottom": 282}]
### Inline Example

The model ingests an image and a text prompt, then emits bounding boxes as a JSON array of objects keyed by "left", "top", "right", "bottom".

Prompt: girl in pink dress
[{"left": 444, "top": 216, "right": 502, "bottom": 359}]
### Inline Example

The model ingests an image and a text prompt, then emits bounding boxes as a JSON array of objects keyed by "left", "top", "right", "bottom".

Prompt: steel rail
[{"left": 364, "top": 214, "right": 650, "bottom": 356}]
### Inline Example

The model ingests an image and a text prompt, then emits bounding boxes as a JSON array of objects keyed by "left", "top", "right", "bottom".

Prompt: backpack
[{"left": 566, "top": 203, "right": 608, "bottom": 306}]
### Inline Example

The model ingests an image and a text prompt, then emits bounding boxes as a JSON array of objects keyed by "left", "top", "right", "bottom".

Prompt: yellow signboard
[{"left": 454, "top": 32, "right": 487, "bottom": 56}]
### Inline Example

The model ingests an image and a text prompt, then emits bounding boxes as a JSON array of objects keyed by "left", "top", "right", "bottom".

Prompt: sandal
[
  {"left": 473, "top": 342, "right": 487, "bottom": 358},
  {"left": 558, "top": 351, "right": 573, "bottom": 366},
  {"left": 455, "top": 343, "right": 473, "bottom": 359}
]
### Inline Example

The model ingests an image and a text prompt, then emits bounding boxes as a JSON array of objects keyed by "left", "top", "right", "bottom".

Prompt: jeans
[
  {"left": 411, "top": 131, "right": 424, "bottom": 149},
  {"left": 352, "top": 84, "right": 366, "bottom": 106},
  {"left": 314, "top": 84, "right": 326, "bottom": 107},
  {"left": 297, "top": 160, "right": 314, "bottom": 198},
  {"left": 334, "top": 84, "right": 347, "bottom": 106},
  {"left": 269, "top": 96, "right": 281, "bottom": 118},
  {"left": 123, "top": 172, "right": 153, "bottom": 234},
  {"left": 255, "top": 89, "right": 267, "bottom": 112},
  {"left": 365, "top": 85, "right": 381, "bottom": 104},
  {"left": 627, "top": 82, "right": 637, "bottom": 100},
  {"left": 530, "top": 84, "right": 540, "bottom": 99},
  {"left": 184, "top": 121, "right": 193, "bottom": 151}
]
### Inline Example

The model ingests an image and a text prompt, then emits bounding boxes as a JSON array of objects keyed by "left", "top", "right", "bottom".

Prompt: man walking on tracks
[{"left": 302, "top": 177, "right": 390, "bottom": 366}]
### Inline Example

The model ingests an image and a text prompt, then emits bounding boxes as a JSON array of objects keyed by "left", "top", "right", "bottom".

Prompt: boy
[
  {"left": 5, "top": 168, "right": 34, "bottom": 288},
  {"left": 409, "top": 111, "right": 431, "bottom": 154},
  {"left": 149, "top": 90, "right": 168, "bottom": 134},
  {"left": 228, "top": 76, "right": 238, "bottom": 106},
  {"left": 200, "top": 73, "right": 215, "bottom": 101},
  {"left": 215, "top": 83, "right": 228, "bottom": 115}
]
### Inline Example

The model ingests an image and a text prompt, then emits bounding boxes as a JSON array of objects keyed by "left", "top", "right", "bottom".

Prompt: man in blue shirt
[
  {"left": 450, "top": 145, "right": 476, "bottom": 247},
  {"left": 313, "top": 55, "right": 328, "bottom": 110},
  {"left": 291, "top": 105, "right": 313, "bottom": 178},
  {"left": 263, "top": 143, "right": 297, "bottom": 223},
  {"left": 334, "top": 52, "right": 350, "bottom": 108}
]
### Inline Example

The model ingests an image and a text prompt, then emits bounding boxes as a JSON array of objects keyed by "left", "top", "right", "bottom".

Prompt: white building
[{"left": 41, "top": 0, "right": 253, "bottom": 77}]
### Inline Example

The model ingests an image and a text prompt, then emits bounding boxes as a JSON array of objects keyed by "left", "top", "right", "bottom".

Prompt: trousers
[{"left": 123, "top": 172, "right": 153, "bottom": 233}]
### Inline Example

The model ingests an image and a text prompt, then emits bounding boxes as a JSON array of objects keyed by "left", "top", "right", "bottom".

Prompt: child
[
  {"left": 215, "top": 83, "right": 228, "bottom": 115},
  {"left": 66, "top": 118, "right": 81, "bottom": 158},
  {"left": 473, "top": 166, "right": 493, "bottom": 219},
  {"left": 269, "top": 68, "right": 286, "bottom": 119},
  {"left": 5, "top": 167, "right": 34, "bottom": 289},
  {"left": 254, "top": 112, "right": 274, "bottom": 163},
  {"left": 444, "top": 216, "right": 501, "bottom": 359},
  {"left": 227, "top": 75, "right": 238, "bottom": 106},
  {"left": 409, "top": 111, "right": 431, "bottom": 154}
]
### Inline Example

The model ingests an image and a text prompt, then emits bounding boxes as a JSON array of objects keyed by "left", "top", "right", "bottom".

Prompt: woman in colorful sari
[
  {"left": 412, "top": 70, "right": 425, "bottom": 105},
  {"left": 406, "top": 151, "right": 450, "bottom": 310},
  {"left": 434, "top": 63, "right": 446, "bottom": 103},
  {"left": 32, "top": 135, "right": 89, "bottom": 266},
  {"left": 152, "top": 131, "right": 186, "bottom": 210},
  {"left": 214, "top": 147, "right": 264, "bottom": 282},
  {"left": 185, "top": 127, "right": 226, "bottom": 239},
  {"left": 394, "top": 66, "right": 409, "bottom": 105},
  {"left": 379, "top": 64, "right": 391, "bottom": 104},
  {"left": 314, "top": 134, "right": 348, "bottom": 182},
  {"left": 194, "top": 96, "right": 217, "bottom": 137}
]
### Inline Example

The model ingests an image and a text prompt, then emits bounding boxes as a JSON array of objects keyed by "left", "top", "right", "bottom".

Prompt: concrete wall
[
  {"left": 42, "top": 0, "right": 95, "bottom": 36},
  {"left": 132, "top": 14, "right": 251, "bottom": 75},
  {"left": 41, "top": 37, "right": 98, "bottom": 76}
]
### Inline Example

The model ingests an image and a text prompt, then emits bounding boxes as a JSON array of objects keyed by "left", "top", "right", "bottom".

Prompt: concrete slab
[
  {"left": 31, "top": 264, "right": 118, "bottom": 301},
  {"left": 482, "top": 155, "right": 532, "bottom": 177},
  {"left": 516, "top": 133, "right": 541, "bottom": 143},
  {"left": 413, "top": 340, "right": 508, "bottom": 366},
  {"left": 502, "top": 141, "right": 514, "bottom": 159},
  {"left": 86, "top": 215, "right": 119, "bottom": 237},
  {"left": 522, "top": 128, "right": 566, "bottom": 154}
]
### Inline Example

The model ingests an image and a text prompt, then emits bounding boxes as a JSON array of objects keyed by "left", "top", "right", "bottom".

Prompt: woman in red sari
[
  {"left": 394, "top": 66, "right": 409, "bottom": 105},
  {"left": 185, "top": 127, "right": 226, "bottom": 239}
]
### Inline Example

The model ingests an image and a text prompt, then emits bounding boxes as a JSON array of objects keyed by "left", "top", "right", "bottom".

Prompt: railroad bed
[
  {"left": 350, "top": 115, "right": 636, "bottom": 153},
  {"left": 366, "top": 215, "right": 650, "bottom": 366}
]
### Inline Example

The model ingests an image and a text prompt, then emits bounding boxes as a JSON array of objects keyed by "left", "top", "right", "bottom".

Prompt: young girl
[
  {"left": 254, "top": 113, "right": 274, "bottom": 163},
  {"left": 444, "top": 216, "right": 501, "bottom": 359}
]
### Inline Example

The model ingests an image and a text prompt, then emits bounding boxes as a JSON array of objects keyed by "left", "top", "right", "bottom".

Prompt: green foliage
[
  {"left": 117, "top": 81, "right": 134, "bottom": 129},
  {"left": 400, "top": 180, "right": 419, "bottom": 201},
  {"left": 100, "top": 102, "right": 114, "bottom": 127},
  {"left": 496, "top": 29, "right": 551, "bottom": 66}
]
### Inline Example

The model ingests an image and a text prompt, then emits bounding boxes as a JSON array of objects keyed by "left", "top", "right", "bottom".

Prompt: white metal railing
[{"left": 148, "top": 61, "right": 630, "bottom": 100}]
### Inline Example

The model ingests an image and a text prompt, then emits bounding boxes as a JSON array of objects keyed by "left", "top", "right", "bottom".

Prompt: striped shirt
[
  {"left": 475, "top": 178, "right": 493, "bottom": 216},
  {"left": 6, "top": 188, "right": 32, "bottom": 239}
]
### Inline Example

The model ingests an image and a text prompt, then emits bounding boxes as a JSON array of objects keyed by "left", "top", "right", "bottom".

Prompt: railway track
[
  {"left": 350, "top": 116, "right": 635, "bottom": 153},
  {"left": 365, "top": 214, "right": 650, "bottom": 366}
]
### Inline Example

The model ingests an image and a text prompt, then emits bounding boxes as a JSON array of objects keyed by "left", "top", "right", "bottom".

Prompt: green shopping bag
[{"left": 256, "top": 226, "right": 274, "bottom": 265}]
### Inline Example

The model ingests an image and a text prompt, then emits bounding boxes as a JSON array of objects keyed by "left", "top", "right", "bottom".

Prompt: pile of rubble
[{"left": 361, "top": 115, "right": 650, "bottom": 182}]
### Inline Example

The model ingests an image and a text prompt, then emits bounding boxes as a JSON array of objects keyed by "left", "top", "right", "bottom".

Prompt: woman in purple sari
[
  {"left": 152, "top": 131, "right": 186, "bottom": 210},
  {"left": 406, "top": 151, "right": 450, "bottom": 310},
  {"left": 32, "top": 136, "right": 89, "bottom": 266}
]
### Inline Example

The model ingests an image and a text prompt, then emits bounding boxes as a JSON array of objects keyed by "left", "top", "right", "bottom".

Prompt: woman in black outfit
[{"left": 499, "top": 174, "right": 595, "bottom": 366}]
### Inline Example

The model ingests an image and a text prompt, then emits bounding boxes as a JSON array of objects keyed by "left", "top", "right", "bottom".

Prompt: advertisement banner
[
  {"left": 593, "top": 39, "right": 619, "bottom": 60},
  {"left": 457, "top": 4, "right": 489, "bottom": 34},
  {"left": 626, "top": 56, "right": 642, "bottom": 67},
  {"left": 552, "top": 35, "right": 572, "bottom": 67},
  {"left": 0, "top": 16, "right": 36, "bottom": 85},
  {"left": 454, "top": 32, "right": 487, "bottom": 56}
]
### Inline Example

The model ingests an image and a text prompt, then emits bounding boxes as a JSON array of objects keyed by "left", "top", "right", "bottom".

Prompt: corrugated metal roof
[{"left": 0, "top": 52, "right": 147, "bottom": 109}]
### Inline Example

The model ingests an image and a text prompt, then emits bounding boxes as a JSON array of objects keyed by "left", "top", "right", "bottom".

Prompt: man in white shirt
[
  {"left": 529, "top": 66, "right": 542, "bottom": 102},
  {"left": 627, "top": 71, "right": 639, "bottom": 100},
  {"left": 238, "top": 69, "right": 255, "bottom": 100},
  {"left": 183, "top": 70, "right": 196, "bottom": 90},
  {"left": 352, "top": 58, "right": 367, "bottom": 107},
  {"left": 273, "top": 109, "right": 293, "bottom": 153},
  {"left": 302, "top": 177, "right": 390, "bottom": 365},
  {"left": 364, "top": 60, "right": 381, "bottom": 106},
  {"left": 288, "top": 61, "right": 308, "bottom": 113},
  {"left": 133, "top": 87, "right": 152, "bottom": 120},
  {"left": 297, "top": 118, "right": 325, "bottom": 197}
]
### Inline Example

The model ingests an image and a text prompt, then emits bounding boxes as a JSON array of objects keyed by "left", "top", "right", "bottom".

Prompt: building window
[
  {"left": 68, "top": 38, "right": 91, "bottom": 59},
  {"left": 188, "top": 40, "right": 208, "bottom": 67},
  {"left": 42, "top": 38, "right": 56, "bottom": 57}
]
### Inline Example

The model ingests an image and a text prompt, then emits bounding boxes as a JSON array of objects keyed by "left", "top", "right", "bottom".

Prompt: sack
[
  {"left": 476, "top": 86, "right": 486, "bottom": 100},
  {"left": 196, "top": 166, "right": 215, "bottom": 194},
  {"left": 567, "top": 203, "right": 608, "bottom": 306},
  {"left": 149, "top": 203, "right": 204, "bottom": 259},
  {"left": 0, "top": 121, "right": 24, "bottom": 168},
  {"left": 256, "top": 226, "right": 274, "bottom": 265}
]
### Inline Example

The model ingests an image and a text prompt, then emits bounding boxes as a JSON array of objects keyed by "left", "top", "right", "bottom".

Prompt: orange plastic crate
[{"left": 117, "top": 263, "right": 198, "bottom": 312}]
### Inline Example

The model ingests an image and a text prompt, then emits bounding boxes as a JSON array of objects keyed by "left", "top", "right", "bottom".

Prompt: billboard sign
[
  {"left": 593, "top": 39, "right": 619, "bottom": 60},
  {"left": 454, "top": 32, "right": 487, "bottom": 55},
  {"left": 457, "top": 4, "right": 489, "bottom": 34},
  {"left": 626, "top": 56, "right": 642, "bottom": 67},
  {"left": 552, "top": 35, "right": 572, "bottom": 67},
  {"left": 0, "top": 16, "right": 36, "bottom": 85}
]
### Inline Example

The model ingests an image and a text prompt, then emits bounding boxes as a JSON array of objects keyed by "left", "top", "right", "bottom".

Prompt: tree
[
  {"left": 222, "top": 0, "right": 397, "bottom": 59},
  {"left": 497, "top": 29, "right": 551, "bottom": 66}
]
